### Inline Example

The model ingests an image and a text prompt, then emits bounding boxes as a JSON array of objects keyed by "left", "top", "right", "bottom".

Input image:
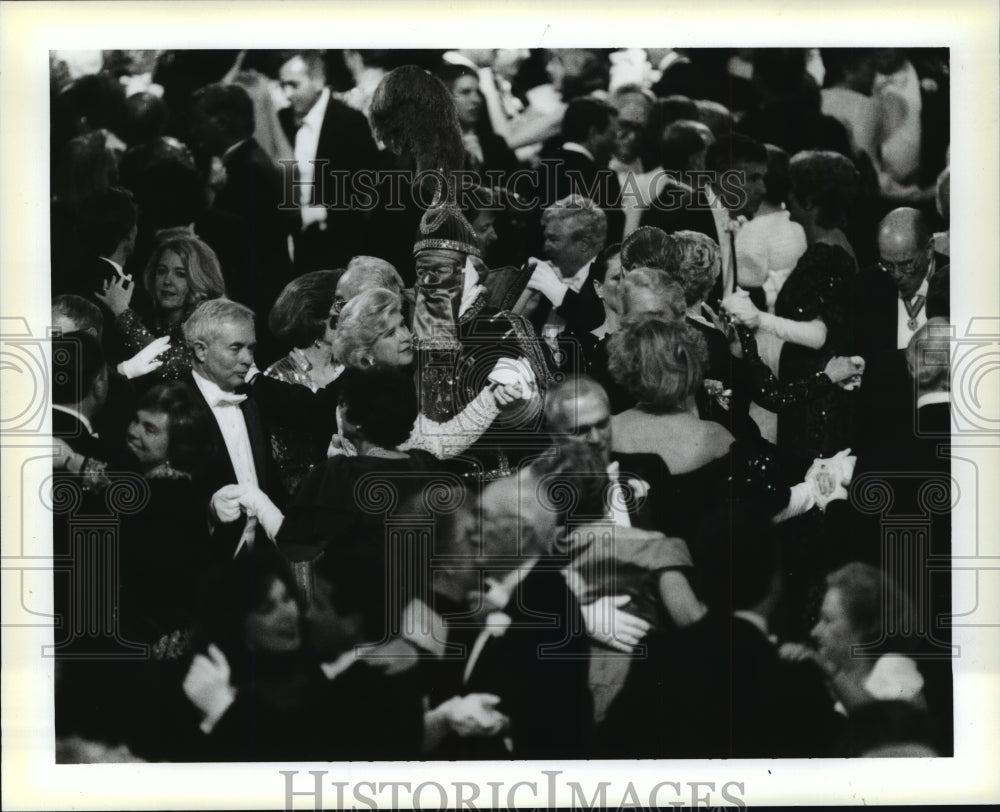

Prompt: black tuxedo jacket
[
  {"left": 181, "top": 372, "right": 339, "bottom": 561},
  {"left": 215, "top": 138, "right": 293, "bottom": 312},
  {"left": 433, "top": 565, "right": 594, "bottom": 759},
  {"left": 278, "top": 94, "right": 379, "bottom": 269},
  {"left": 52, "top": 408, "right": 110, "bottom": 461}
]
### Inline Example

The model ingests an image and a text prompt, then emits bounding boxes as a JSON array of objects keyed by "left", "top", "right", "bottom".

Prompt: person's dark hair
[
  {"left": 560, "top": 96, "right": 617, "bottom": 144},
  {"left": 821, "top": 48, "right": 877, "bottom": 89},
  {"left": 58, "top": 72, "right": 128, "bottom": 141},
  {"left": 789, "top": 150, "right": 860, "bottom": 229},
  {"left": 135, "top": 381, "right": 214, "bottom": 476},
  {"left": 528, "top": 442, "right": 610, "bottom": 531},
  {"left": 762, "top": 143, "right": 793, "bottom": 206},
  {"left": 268, "top": 270, "right": 342, "bottom": 349},
  {"left": 122, "top": 92, "right": 168, "bottom": 146},
  {"left": 591, "top": 242, "right": 622, "bottom": 283},
  {"left": 658, "top": 119, "right": 710, "bottom": 172},
  {"left": 53, "top": 131, "right": 120, "bottom": 214},
  {"left": 337, "top": 366, "right": 418, "bottom": 450},
  {"left": 134, "top": 160, "right": 206, "bottom": 229},
  {"left": 607, "top": 313, "right": 707, "bottom": 412},
  {"left": 279, "top": 49, "right": 327, "bottom": 81},
  {"left": 77, "top": 186, "right": 138, "bottom": 258},
  {"left": 192, "top": 82, "right": 255, "bottom": 141},
  {"left": 642, "top": 95, "right": 699, "bottom": 167},
  {"left": 435, "top": 62, "right": 479, "bottom": 90},
  {"left": 706, "top": 133, "right": 768, "bottom": 173},
  {"left": 52, "top": 331, "right": 105, "bottom": 405},
  {"left": 52, "top": 294, "right": 105, "bottom": 339},
  {"left": 194, "top": 547, "right": 302, "bottom": 677},
  {"left": 546, "top": 49, "right": 610, "bottom": 99},
  {"left": 621, "top": 225, "right": 671, "bottom": 271}
]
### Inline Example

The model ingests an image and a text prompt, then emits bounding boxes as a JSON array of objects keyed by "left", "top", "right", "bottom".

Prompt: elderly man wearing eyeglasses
[{"left": 850, "top": 206, "right": 949, "bottom": 457}]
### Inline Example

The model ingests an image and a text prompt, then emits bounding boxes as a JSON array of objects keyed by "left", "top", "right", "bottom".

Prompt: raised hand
[
  {"left": 93, "top": 274, "right": 135, "bottom": 317},
  {"left": 182, "top": 643, "right": 235, "bottom": 720},
  {"left": 117, "top": 335, "right": 171, "bottom": 380},
  {"left": 824, "top": 355, "right": 866, "bottom": 388}
]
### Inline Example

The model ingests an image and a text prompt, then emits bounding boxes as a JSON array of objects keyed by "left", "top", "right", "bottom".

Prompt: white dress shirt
[
  {"left": 294, "top": 86, "right": 331, "bottom": 228},
  {"left": 705, "top": 186, "right": 738, "bottom": 294},
  {"left": 192, "top": 369, "right": 258, "bottom": 489}
]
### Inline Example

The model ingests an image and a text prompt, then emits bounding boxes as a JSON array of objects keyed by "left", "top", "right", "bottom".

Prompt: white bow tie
[{"left": 213, "top": 393, "right": 248, "bottom": 408}]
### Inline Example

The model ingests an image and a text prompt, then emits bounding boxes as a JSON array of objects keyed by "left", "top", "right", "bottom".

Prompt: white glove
[
  {"left": 582, "top": 595, "right": 652, "bottom": 652},
  {"left": 183, "top": 643, "right": 236, "bottom": 733},
  {"left": 488, "top": 357, "right": 538, "bottom": 401},
  {"left": 210, "top": 484, "right": 247, "bottom": 524},
  {"left": 805, "top": 448, "right": 857, "bottom": 511},
  {"left": 525, "top": 258, "right": 568, "bottom": 307},
  {"left": 440, "top": 694, "right": 509, "bottom": 737},
  {"left": 722, "top": 289, "right": 761, "bottom": 329},
  {"left": 116, "top": 335, "right": 171, "bottom": 379},
  {"left": 237, "top": 485, "right": 284, "bottom": 541}
]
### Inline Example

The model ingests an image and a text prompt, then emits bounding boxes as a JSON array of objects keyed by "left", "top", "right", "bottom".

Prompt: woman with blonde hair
[{"left": 96, "top": 232, "right": 226, "bottom": 382}]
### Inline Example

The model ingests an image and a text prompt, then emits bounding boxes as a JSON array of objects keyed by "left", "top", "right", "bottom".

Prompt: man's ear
[
  {"left": 92, "top": 364, "right": 109, "bottom": 401},
  {"left": 191, "top": 339, "right": 208, "bottom": 363},
  {"left": 593, "top": 278, "right": 604, "bottom": 299}
]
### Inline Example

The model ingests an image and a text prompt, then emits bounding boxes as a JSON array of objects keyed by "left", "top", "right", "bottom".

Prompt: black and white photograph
[{"left": 2, "top": 1, "right": 998, "bottom": 809}]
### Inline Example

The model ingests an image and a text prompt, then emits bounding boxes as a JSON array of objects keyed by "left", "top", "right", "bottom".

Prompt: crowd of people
[{"left": 49, "top": 46, "right": 952, "bottom": 762}]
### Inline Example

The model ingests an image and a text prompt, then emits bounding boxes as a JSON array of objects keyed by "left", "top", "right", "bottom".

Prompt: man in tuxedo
[
  {"left": 182, "top": 298, "right": 338, "bottom": 561},
  {"left": 51, "top": 331, "right": 114, "bottom": 464},
  {"left": 449, "top": 459, "right": 594, "bottom": 758},
  {"left": 189, "top": 82, "right": 293, "bottom": 360},
  {"left": 641, "top": 133, "right": 768, "bottom": 307},
  {"left": 544, "top": 375, "right": 670, "bottom": 534},
  {"left": 508, "top": 195, "right": 608, "bottom": 376},
  {"left": 277, "top": 50, "right": 379, "bottom": 271},
  {"left": 535, "top": 97, "right": 624, "bottom": 244},
  {"left": 852, "top": 207, "right": 948, "bottom": 457}
]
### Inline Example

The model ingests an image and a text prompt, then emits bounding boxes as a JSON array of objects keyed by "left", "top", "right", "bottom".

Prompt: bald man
[
  {"left": 851, "top": 206, "right": 949, "bottom": 458},
  {"left": 854, "top": 207, "right": 949, "bottom": 358}
]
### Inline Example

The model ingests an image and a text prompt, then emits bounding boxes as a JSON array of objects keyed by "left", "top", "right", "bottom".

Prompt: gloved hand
[
  {"left": 525, "top": 258, "right": 568, "bottom": 307},
  {"left": 236, "top": 485, "right": 284, "bottom": 541},
  {"left": 183, "top": 643, "right": 236, "bottom": 732},
  {"left": 582, "top": 595, "right": 652, "bottom": 652},
  {"left": 210, "top": 484, "right": 247, "bottom": 523},
  {"left": 116, "top": 335, "right": 171, "bottom": 380},
  {"left": 722, "top": 289, "right": 761, "bottom": 329},
  {"left": 440, "top": 694, "right": 509, "bottom": 737}
]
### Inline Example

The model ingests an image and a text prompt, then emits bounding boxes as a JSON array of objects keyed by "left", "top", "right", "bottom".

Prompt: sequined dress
[{"left": 115, "top": 308, "right": 193, "bottom": 382}]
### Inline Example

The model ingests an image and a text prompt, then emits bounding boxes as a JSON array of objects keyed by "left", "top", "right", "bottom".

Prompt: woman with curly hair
[
  {"left": 723, "top": 150, "right": 860, "bottom": 474},
  {"left": 607, "top": 313, "right": 816, "bottom": 593},
  {"left": 96, "top": 232, "right": 226, "bottom": 383}
]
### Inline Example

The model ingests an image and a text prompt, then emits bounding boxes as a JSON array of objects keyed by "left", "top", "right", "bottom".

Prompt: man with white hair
[
  {"left": 510, "top": 195, "right": 608, "bottom": 376},
  {"left": 183, "top": 298, "right": 339, "bottom": 560}
]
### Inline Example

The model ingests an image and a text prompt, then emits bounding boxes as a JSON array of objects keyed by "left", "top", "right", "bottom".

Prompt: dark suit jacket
[
  {"left": 52, "top": 407, "right": 110, "bottom": 461},
  {"left": 215, "top": 138, "right": 293, "bottom": 316},
  {"left": 279, "top": 93, "right": 379, "bottom": 270},
  {"left": 432, "top": 565, "right": 594, "bottom": 759}
]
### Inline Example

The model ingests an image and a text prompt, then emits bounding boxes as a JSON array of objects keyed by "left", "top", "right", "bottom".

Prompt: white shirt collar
[
  {"left": 52, "top": 404, "right": 95, "bottom": 436},
  {"left": 916, "top": 391, "right": 950, "bottom": 409},
  {"left": 733, "top": 610, "right": 770, "bottom": 638},
  {"left": 222, "top": 137, "right": 251, "bottom": 161},
  {"left": 302, "top": 86, "right": 331, "bottom": 131},
  {"left": 562, "top": 141, "right": 596, "bottom": 162},
  {"left": 191, "top": 367, "right": 237, "bottom": 406},
  {"left": 99, "top": 257, "right": 124, "bottom": 277}
]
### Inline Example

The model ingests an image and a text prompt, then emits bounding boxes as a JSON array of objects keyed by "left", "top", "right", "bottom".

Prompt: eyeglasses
[
  {"left": 878, "top": 245, "right": 931, "bottom": 277},
  {"left": 569, "top": 416, "right": 611, "bottom": 437}
]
